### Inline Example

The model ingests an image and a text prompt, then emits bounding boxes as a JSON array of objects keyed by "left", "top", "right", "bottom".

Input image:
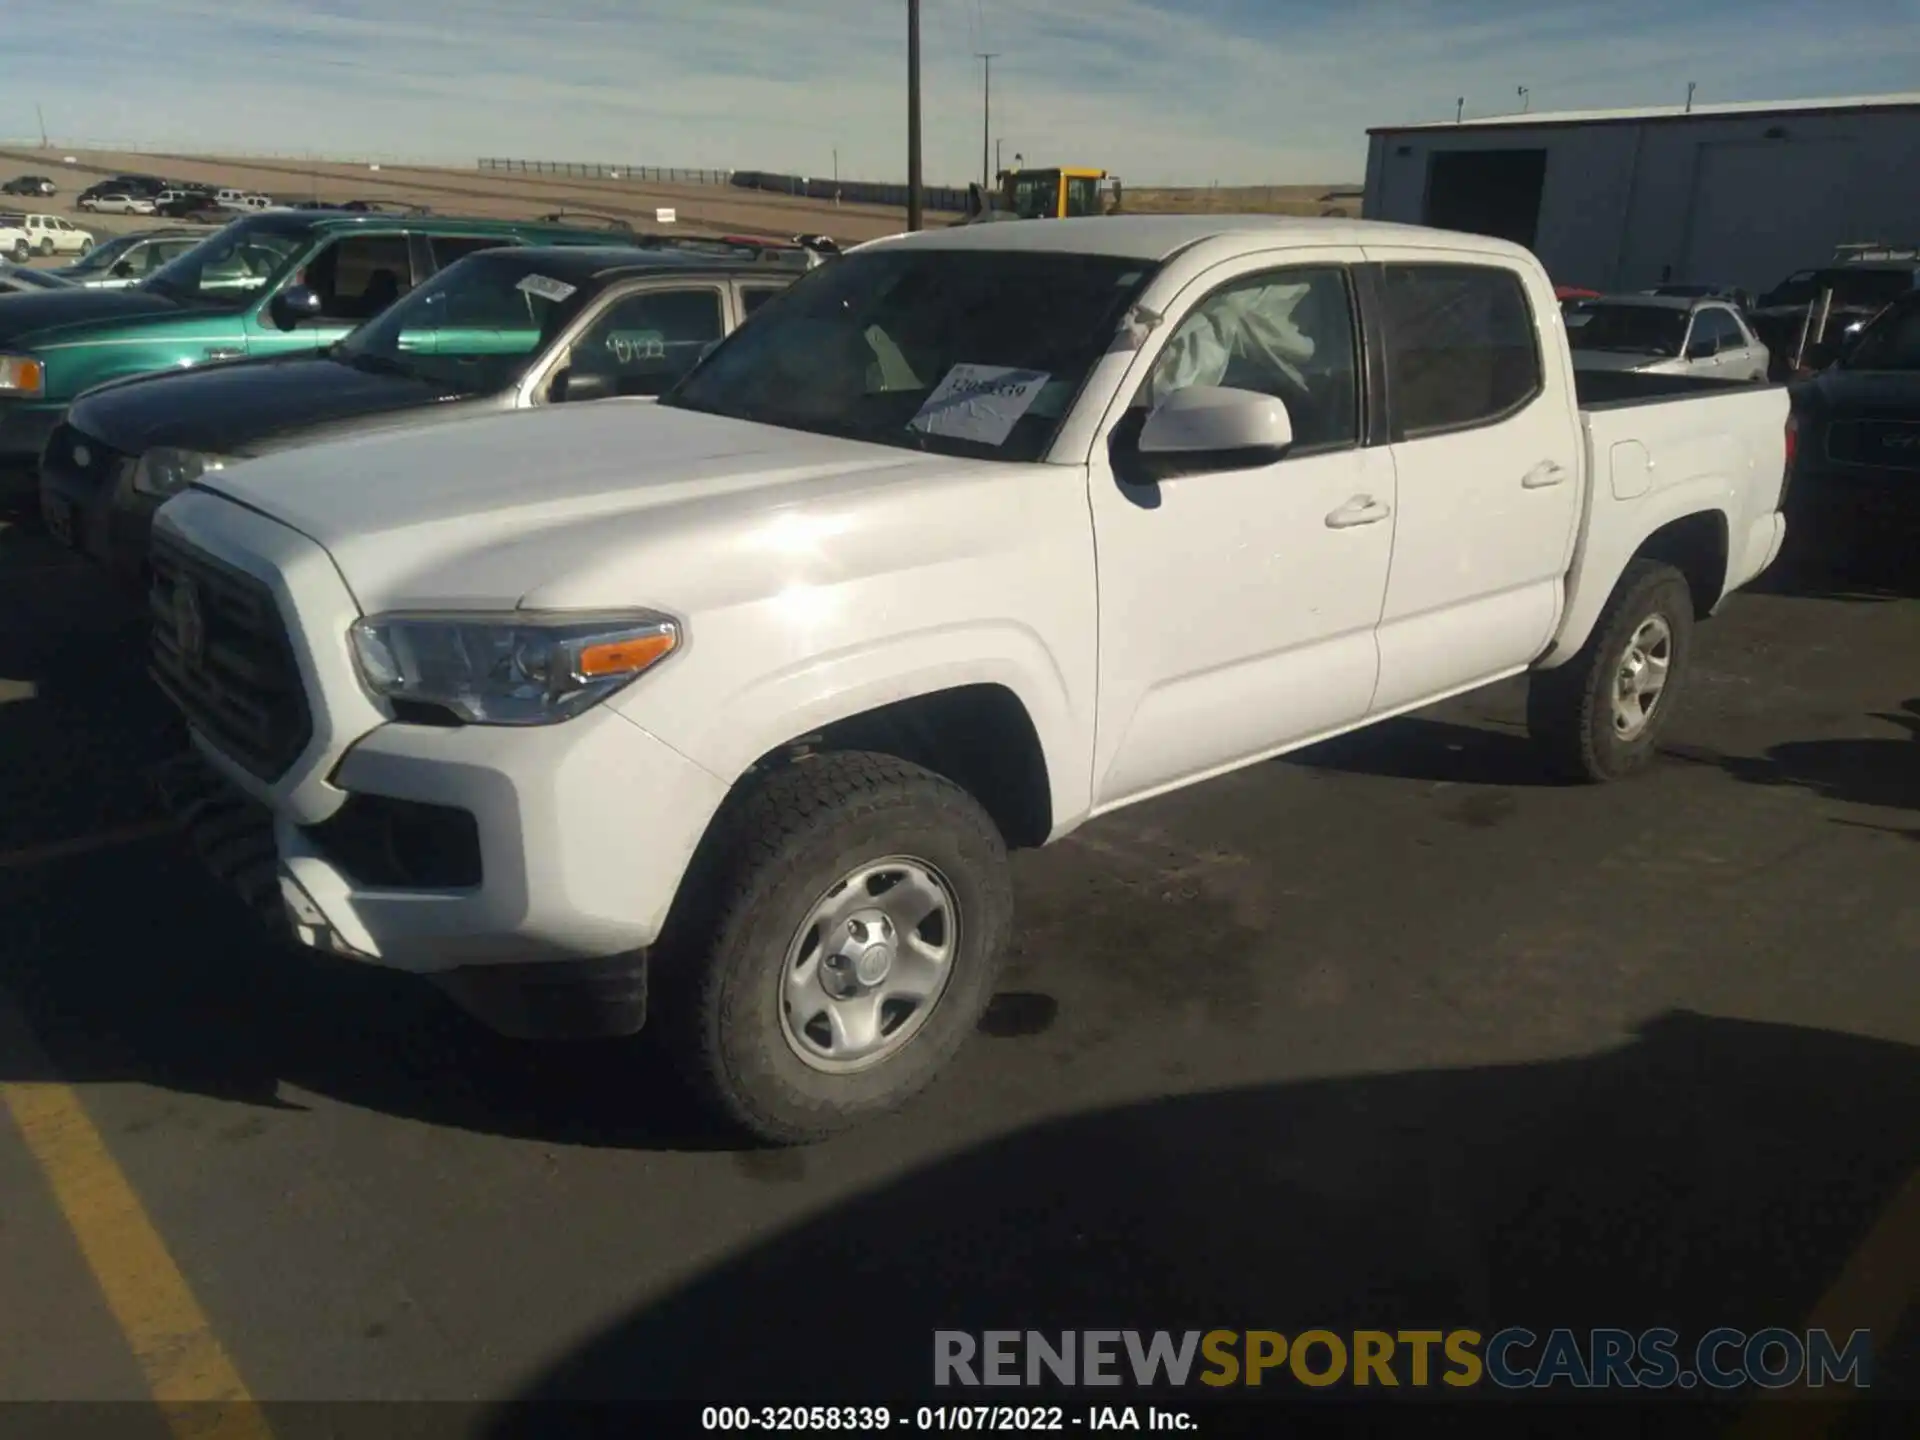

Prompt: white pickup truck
[{"left": 147, "top": 216, "right": 1790, "bottom": 1143}]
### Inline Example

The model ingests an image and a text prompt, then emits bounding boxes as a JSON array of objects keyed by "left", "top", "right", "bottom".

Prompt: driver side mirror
[
  {"left": 548, "top": 366, "right": 621, "bottom": 404},
  {"left": 268, "top": 284, "right": 325, "bottom": 331},
  {"left": 110, "top": 259, "right": 136, "bottom": 278},
  {"left": 1134, "top": 385, "right": 1294, "bottom": 478},
  {"left": 1685, "top": 336, "right": 1718, "bottom": 360}
]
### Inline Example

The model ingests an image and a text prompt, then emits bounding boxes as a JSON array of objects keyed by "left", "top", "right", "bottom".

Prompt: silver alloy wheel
[
  {"left": 778, "top": 856, "right": 960, "bottom": 1075},
  {"left": 1610, "top": 614, "right": 1673, "bottom": 740}
]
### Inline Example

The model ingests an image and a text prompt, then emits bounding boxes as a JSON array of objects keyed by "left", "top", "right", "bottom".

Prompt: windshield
[
  {"left": 663, "top": 248, "right": 1155, "bottom": 463},
  {"left": 1839, "top": 299, "right": 1920, "bottom": 371},
  {"left": 1762, "top": 267, "right": 1916, "bottom": 311},
  {"left": 141, "top": 219, "right": 308, "bottom": 307},
  {"left": 1565, "top": 303, "right": 1688, "bottom": 356},
  {"left": 332, "top": 251, "right": 578, "bottom": 395}
]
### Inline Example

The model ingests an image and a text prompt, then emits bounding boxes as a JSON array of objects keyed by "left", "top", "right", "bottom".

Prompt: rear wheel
[
  {"left": 1528, "top": 559, "right": 1696, "bottom": 783},
  {"left": 36, "top": 237, "right": 52, "bottom": 256},
  {"left": 9, "top": 239, "right": 26, "bottom": 262},
  {"left": 660, "top": 751, "right": 1014, "bottom": 1145}
]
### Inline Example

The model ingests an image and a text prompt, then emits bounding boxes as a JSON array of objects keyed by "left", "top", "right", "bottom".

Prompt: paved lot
[{"left": 0, "top": 499, "right": 1915, "bottom": 1428}]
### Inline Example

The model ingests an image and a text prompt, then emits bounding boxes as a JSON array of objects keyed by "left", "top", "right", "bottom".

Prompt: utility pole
[
  {"left": 1685, "top": 81, "right": 1697, "bottom": 113},
  {"left": 1517, "top": 85, "right": 1530, "bottom": 113},
  {"left": 906, "top": 0, "right": 924, "bottom": 230},
  {"left": 996, "top": 138, "right": 1004, "bottom": 174},
  {"left": 35, "top": 102, "right": 48, "bottom": 148},
  {"left": 1455, "top": 97, "right": 1464, "bottom": 123},
  {"left": 976, "top": 52, "right": 1000, "bottom": 190}
]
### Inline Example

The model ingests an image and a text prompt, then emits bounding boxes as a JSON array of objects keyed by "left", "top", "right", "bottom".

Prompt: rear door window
[
  {"left": 1378, "top": 263, "right": 1543, "bottom": 438},
  {"left": 563, "top": 286, "right": 726, "bottom": 398}
]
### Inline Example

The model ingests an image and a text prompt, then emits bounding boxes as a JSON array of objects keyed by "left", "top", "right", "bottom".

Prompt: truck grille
[{"left": 149, "top": 532, "right": 313, "bottom": 783}]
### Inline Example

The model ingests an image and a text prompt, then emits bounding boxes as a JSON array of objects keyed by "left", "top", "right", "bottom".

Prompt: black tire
[
  {"left": 1527, "top": 559, "right": 1696, "bottom": 783},
  {"left": 36, "top": 237, "right": 52, "bottom": 256},
  {"left": 9, "top": 240, "right": 26, "bottom": 262},
  {"left": 659, "top": 751, "right": 1014, "bottom": 1145}
]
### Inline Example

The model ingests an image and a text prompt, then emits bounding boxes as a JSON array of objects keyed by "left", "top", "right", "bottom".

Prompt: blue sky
[{"left": 5, "top": 0, "right": 1920, "bottom": 185}]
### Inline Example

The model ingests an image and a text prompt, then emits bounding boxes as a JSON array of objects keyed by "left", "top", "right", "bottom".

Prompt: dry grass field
[
  {"left": 1125, "top": 183, "right": 1364, "bottom": 216},
  {"left": 4, "top": 147, "right": 1365, "bottom": 244},
  {"left": 0, "top": 146, "right": 947, "bottom": 244}
]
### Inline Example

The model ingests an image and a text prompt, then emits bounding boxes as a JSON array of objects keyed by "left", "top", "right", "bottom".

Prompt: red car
[{"left": 1555, "top": 285, "right": 1601, "bottom": 302}]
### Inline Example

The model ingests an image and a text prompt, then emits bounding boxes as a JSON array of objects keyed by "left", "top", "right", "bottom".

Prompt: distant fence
[
  {"left": 477, "top": 158, "right": 732, "bottom": 184},
  {"left": 476, "top": 157, "right": 969, "bottom": 213}
]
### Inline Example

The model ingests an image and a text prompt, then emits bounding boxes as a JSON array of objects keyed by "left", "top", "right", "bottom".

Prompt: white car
[
  {"left": 16, "top": 213, "right": 92, "bottom": 256},
  {"left": 146, "top": 215, "right": 1792, "bottom": 1145},
  {"left": 0, "top": 217, "right": 29, "bottom": 262},
  {"left": 1567, "top": 295, "right": 1771, "bottom": 382},
  {"left": 79, "top": 192, "right": 157, "bottom": 216}
]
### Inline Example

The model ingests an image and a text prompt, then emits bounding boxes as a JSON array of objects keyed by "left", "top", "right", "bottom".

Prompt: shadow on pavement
[
  {"left": 1290, "top": 716, "right": 1564, "bottom": 788},
  {"left": 483, "top": 1011, "right": 1919, "bottom": 1426},
  {"left": 1717, "top": 699, "right": 1920, "bottom": 818}
]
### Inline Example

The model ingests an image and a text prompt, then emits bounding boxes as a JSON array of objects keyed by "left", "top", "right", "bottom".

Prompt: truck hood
[
  {"left": 70, "top": 351, "right": 450, "bottom": 456},
  {"left": 0, "top": 286, "right": 195, "bottom": 345},
  {"left": 1570, "top": 351, "right": 1682, "bottom": 374},
  {"left": 190, "top": 401, "right": 950, "bottom": 612}
]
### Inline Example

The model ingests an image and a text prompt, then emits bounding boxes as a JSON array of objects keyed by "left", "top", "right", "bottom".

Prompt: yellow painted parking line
[
  {"left": 1729, "top": 1165, "right": 1920, "bottom": 1440},
  {"left": 0, "top": 995, "right": 272, "bottom": 1440},
  {"left": 0, "top": 818, "right": 177, "bottom": 872}
]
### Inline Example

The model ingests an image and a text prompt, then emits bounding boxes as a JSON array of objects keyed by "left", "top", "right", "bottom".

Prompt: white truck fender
[
  {"left": 621, "top": 622, "right": 1094, "bottom": 840},
  {"left": 1539, "top": 480, "right": 1736, "bottom": 668}
]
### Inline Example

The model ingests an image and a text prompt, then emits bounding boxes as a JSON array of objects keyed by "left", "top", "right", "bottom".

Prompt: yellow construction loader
[{"left": 961, "top": 166, "right": 1117, "bottom": 223}]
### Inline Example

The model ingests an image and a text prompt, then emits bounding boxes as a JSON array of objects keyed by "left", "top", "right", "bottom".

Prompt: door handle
[
  {"left": 203, "top": 346, "right": 244, "bottom": 360},
  {"left": 1325, "top": 495, "right": 1391, "bottom": 529},
  {"left": 1522, "top": 461, "right": 1569, "bottom": 489}
]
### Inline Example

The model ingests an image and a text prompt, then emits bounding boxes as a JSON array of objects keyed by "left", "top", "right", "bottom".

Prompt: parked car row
[{"left": 5, "top": 211, "right": 1806, "bottom": 1146}]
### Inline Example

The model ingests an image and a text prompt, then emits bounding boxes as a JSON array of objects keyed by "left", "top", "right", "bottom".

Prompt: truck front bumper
[
  {"left": 146, "top": 491, "right": 731, "bottom": 1040},
  {"left": 154, "top": 700, "right": 728, "bottom": 1038}
]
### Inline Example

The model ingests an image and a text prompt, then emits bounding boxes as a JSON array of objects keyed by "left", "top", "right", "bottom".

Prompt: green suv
[{"left": 0, "top": 209, "right": 637, "bottom": 467}]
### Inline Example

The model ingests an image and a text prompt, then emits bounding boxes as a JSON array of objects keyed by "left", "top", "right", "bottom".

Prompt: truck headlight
[
  {"left": 348, "top": 611, "right": 681, "bottom": 725},
  {"left": 0, "top": 354, "right": 45, "bottom": 398},
  {"left": 132, "top": 447, "right": 233, "bottom": 498}
]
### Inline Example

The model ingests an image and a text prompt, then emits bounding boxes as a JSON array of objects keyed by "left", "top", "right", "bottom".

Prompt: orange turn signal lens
[
  {"left": 0, "top": 356, "right": 45, "bottom": 397},
  {"left": 575, "top": 629, "right": 677, "bottom": 679}
]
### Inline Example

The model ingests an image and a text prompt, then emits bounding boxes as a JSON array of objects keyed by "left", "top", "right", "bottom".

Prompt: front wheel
[
  {"left": 660, "top": 751, "right": 1014, "bottom": 1145},
  {"left": 1527, "top": 559, "right": 1696, "bottom": 783},
  {"left": 9, "top": 239, "right": 26, "bottom": 262}
]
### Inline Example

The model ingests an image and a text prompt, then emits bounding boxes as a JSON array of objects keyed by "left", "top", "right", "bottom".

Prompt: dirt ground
[
  {"left": 5, "top": 148, "right": 1367, "bottom": 241},
  {"left": 0, "top": 146, "right": 945, "bottom": 244}
]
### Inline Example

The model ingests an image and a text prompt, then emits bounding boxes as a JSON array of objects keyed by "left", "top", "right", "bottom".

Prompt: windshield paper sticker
[
  {"left": 516, "top": 273, "right": 578, "bottom": 303},
  {"left": 909, "top": 364, "right": 1051, "bottom": 446}
]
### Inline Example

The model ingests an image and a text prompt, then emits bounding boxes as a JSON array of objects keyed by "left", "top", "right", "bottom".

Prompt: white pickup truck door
[
  {"left": 1359, "top": 250, "right": 1583, "bottom": 714},
  {"left": 1085, "top": 249, "right": 1396, "bottom": 808}
]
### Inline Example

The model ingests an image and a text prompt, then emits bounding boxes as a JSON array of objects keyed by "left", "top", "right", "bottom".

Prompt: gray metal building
[{"left": 1362, "top": 92, "right": 1920, "bottom": 296}]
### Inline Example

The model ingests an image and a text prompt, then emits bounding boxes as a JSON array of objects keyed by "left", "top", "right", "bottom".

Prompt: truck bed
[{"left": 1574, "top": 370, "right": 1780, "bottom": 411}]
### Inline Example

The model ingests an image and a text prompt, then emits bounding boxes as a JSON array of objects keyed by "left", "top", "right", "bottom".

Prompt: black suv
[{"left": 1, "top": 175, "right": 56, "bottom": 197}]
